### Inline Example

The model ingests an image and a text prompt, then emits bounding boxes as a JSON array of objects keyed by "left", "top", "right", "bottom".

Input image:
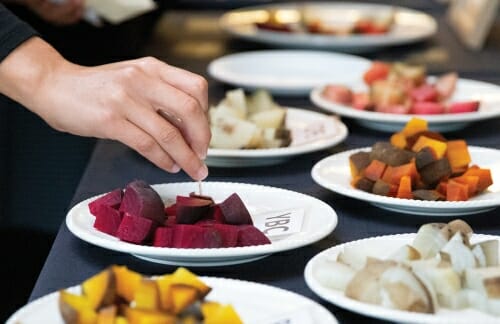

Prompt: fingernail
[
  {"left": 171, "top": 164, "right": 181, "bottom": 173},
  {"left": 196, "top": 163, "right": 208, "bottom": 180},
  {"left": 197, "top": 150, "right": 207, "bottom": 160}
]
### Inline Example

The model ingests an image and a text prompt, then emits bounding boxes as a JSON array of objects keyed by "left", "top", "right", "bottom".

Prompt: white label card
[{"left": 253, "top": 208, "right": 305, "bottom": 239}]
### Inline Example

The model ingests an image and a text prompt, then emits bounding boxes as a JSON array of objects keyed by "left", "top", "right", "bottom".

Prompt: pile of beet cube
[{"left": 88, "top": 180, "right": 271, "bottom": 248}]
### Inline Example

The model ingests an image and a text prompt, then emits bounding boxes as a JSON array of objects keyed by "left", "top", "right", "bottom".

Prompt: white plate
[
  {"left": 207, "top": 50, "right": 371, "bottom": 96},
  {"left": 311, "top": 146, "right": 500, "bottom": 216},
  {"left": 219, "top": 2, "right": 437, "bottom": 53},
  {"left": 311, "top": 78, "right": 500, "bottom": 132},
  {"left": 207, "top": 108, "right": 348, "bottom": 167},
  {"left": 304, "top": 233, "right": 500, "bottom": 324},
  {"left": 7, "top": 277, "right": 338, "bottom": 324},
  {"left": 66, "top": 182, "right": 338, "bottom": 266}
]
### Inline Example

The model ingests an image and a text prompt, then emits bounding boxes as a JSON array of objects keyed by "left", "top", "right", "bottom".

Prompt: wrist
[{"left": 0, "top": 37, "right": 74, "bottom": 112}]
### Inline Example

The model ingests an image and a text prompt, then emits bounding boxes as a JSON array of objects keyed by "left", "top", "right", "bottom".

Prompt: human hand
[
  {"left": 20, "top": 0, "right": 84, "bottom": 25},
  {"left": 0, "top": 38, "right": 210, "bottom": 180}
]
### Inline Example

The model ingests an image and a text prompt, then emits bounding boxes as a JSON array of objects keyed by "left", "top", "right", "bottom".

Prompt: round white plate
[
  {"left": 207, "top": 108, "right": 348, "bottom": 167},
  {"left": 304, "top": 233, "right": 500, "bottom": 324},
  {"left": 311, "top": 78, "right": 500, "bottom": 132},
  {"left": 311, "top": 146, "right": 500, "bottom": 216},
  {"left": 7, "top": 277, "right": 338, "bottom": 324},
  {"left": 207, "top": 50, "right": 371, "bottom": 96},
  {"left": 66, "top": 182, "right": 338, "bottom": 266},
  {"left": 219, "top": 2, "right": 437, "bottom": 53}
]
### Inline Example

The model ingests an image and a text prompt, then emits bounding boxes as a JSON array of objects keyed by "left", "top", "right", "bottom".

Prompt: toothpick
[{"left": 198, "top": 180, "right": 203, "bottom": 195}]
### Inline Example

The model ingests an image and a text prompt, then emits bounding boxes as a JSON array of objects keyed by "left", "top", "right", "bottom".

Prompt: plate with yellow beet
[
  {"left": 6, "top": 266, "right": 337, "bottom": 324},
  {"left": 311, "top": 118, "right": 500, "bottom": 216}
]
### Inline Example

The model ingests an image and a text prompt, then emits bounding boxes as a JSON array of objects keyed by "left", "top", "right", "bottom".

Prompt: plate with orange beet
[{"left": 311, "top": 118, "right": 500, "bottom": 216}]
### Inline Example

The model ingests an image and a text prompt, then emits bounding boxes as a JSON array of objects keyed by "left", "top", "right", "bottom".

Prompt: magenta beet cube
[
  {"left": 195, "top": 218, "right": 216, "bottom": 227},
  {"left": 164, "top": 203, "right": 176, "bottom": 216},
  {"left": 153, "top": 227, "right": 173, "bottom": 247},
  {"left": 171, "top": 224, "right": 223, "bottom": 248},
  {"left": 165, "top": 215, "right": 177, "bottom": 227},
  {"left": 171, "top": 224, "right": 206, "bottom": 248},
  {"left": 212, "top": 206, "right": 225, "bottom": 224},
  {"left": 119, "top": 180, "right": 165, "bottom": 224},
  {"left": 213, "top": 224, "right": 239, "bottom": 247},
  {"left": 88, "top": 188, "right": 123, "bottom": 216},
  {"left": 218, "top": 193, "right": 253, "bottom": 225},
  {"left": 116, "top": 213, "right": 154, "bottom": 244},
  {"left": 92, "top": 204, "right": 122, "bottom": 236},
  {"left": 237, "top": 225, "right": 271, "bottom": 247}
]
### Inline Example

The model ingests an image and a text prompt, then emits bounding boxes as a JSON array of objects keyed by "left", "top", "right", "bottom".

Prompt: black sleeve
[{"left": 0, "top": 3, "right": 38, "bottom": 62}]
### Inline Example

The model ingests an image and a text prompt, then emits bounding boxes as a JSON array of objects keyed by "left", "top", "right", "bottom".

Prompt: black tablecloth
[{"left": 28, "top": 5, "right": 500, "bottom": 324}]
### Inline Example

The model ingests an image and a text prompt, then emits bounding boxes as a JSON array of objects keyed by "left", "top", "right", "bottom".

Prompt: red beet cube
[
  {"left": 212, "top": 206, "right": 225, "bottom": 224},
  {"left": 171, "top": 224, "right": 206, "bottom": 248},
  {"left": 218, "top": 193, "right": 253, "bottom": 225},
  {"left": 88, "top": 188, "right": 123, "bottom": 216},
  {"left": 116, "top": 213, "right": 154, "bottom": 244},
  {"left": 153, "top": 227, "right": 173, "bottom": 247},
  {"left": 213, "top": 224, "right": 239, "bottom": 247},
  {"left": 119, "top": 180, "right": 165, "bottom": 224},
  {"left": 175, "top": 195, "right": 213, "bottom": 224},
  {"left": 171, "top": 225, "right": 223, "bottom": 248},
  {"left": 237, "top": 225, "right": 271, "bottom": 247},
  {"left": 164, "top": 203, "right": 176, "bottom": 216},
  {"left": 92, "top": 204, "right": 122, "bottom": 236},
  {"left": 165, "top": 215, "right": 176, "bottom": 227}
]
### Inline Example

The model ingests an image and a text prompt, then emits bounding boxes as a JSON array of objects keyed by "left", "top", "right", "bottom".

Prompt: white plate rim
[
  {"left": 219, "top": 2, "right": 438, "bottom": 48},
  {"left": 207, "top": 107, "right": 348, "bottom": 158},
  {"left": 311, "top": 146, "right": 500, "bottom": 214},
  {"left": 207, "top": 49, "right": 371, "bottom": 94},
  {"left": 304, "top": 232, "right": 500, "bottom": 324},
  {"left": 310, "top": 78, "right": 500, "bottom": 125},
  {"left": 6, "top": 276, "right": 338, "bottom": 324},
  {"left": 66, "top": 182, "right": 338, "bottom": 260}
]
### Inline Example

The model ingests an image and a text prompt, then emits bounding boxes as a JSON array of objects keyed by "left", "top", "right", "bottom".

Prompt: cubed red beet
[
  {"left": 153, "top": 227, "right": 173, "bottom": 247},
  {"left": 88, "top": 188, "right": 123, "bottom": 216},
  {"left": 213, "top": 224, "right": 239, "bottom": 247},
  {"left": 218, "top": 193, "right": 253, "bottom": 225},
  {"left": 175, "top": 195, "right": 213, "bottom": 224},
  {"left": 92, "top": 204, "right": 122, "bottom": 236},
  {"left": 165, "top": 215, "right": 176, "bottom": 227},
  {"left": 119, "top": 180, "right": 165, "bottom": 224},
  {"left": 448, "top": 101, "right": 480, "bottom": 113},
  {"left": 171, "top": 224, "right": 224, "bottom": 248},
  {"left": 195, "top": 219, "right": 217, "bottom": 227},
  {"left": 116, "top": 213, "right": 154, "bottom": 244},
  {"left": 212, "top": 206, "right": 225, "bottom": 224},
  {"left": 164, "top": 203, "right": 176, "bottom": 216},
  {"left": 237, "top": 225, "right": 271, "bottom": 247}
]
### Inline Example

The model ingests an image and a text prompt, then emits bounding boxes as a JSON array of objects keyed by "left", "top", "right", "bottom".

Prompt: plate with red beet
[
  {"left": 66, "top": 180, "right": 338, "bottom": 266},
  {"left": 310, "top": 61, "right": 500, "bottom": 132}
]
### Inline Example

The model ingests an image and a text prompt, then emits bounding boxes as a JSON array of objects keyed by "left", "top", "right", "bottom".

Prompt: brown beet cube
[
  {"left": 419, "top": 158, "right": 452, "bottom": 186},
  {"left": 370, "top": 142, "right": 415, "bottom": 166}
]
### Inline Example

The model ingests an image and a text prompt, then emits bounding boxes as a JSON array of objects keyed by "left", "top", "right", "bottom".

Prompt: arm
[{"left": 0, "top": 7, "right": 210, "bottom": 180}]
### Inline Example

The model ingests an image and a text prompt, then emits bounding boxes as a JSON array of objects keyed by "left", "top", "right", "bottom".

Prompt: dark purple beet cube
[
  {"left": 153, "top": 227, "right": 173, "bottom": 247},
  {"left": 119, "top": 180, "right": 165, "bottom": 224},
  {"left": 175, "top": 196, "right": 213, "bottom": 224},
  {"left": 116, "top": 213, "right": 154, "bottom": 244},
  {"left": 92, "top": 204, "right": 122, "bottom": 236},
  {"left": 189, "top": 192, "right": 214, "bottom": 203},
  {"left": 213, "top": 224, "right": 239, "bottom": 247},
  {"left": 88, "top": 188, "right": 123, "bottom": 216},
  {"left": 237, "top": 225, "right": 271, "bottom": 247},
  {"left": 218, "top": 193, "right": 253, "bottom": 225}
]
